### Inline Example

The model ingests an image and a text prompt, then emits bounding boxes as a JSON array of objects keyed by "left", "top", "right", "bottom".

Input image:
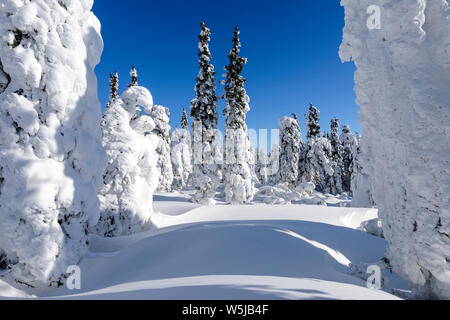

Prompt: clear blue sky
[{"left": 92, "top": 0, "right": 361, "bottom": 140}]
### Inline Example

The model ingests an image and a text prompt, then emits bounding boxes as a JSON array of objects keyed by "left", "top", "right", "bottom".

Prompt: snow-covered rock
[{"left": 340, "top": 0, "right": 450, "bottom": 298}]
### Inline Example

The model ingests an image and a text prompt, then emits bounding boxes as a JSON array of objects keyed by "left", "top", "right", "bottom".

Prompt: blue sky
[{"left": 93, "top": 0, "right": 361, "bottom": 140}]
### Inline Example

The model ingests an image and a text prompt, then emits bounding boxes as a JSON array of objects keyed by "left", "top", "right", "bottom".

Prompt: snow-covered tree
[
  {"left": 190, "top": 22, "right": 221, "bottom": 204},
  {"left": 108, "top": 71, "right": 119, "bottom": 107},
  {"left": 340, "top": 125, "right": 356, "bottom": 192},
  {"left": 221, "top": 26, "right": 255, "bottom": 204},
  {"left": 0, "top": 0, "right": 106, "bottom": 286},
  {"left": 256, "top": 149, "right": 270, "bottom": 185},
  {"left": 327, "top": 117, "right": 344, "bottom": 195},
  {"left": 150, "top": 105, "right": 173, "bottom": 192},
  {"left": 351, "top": 133, "right": 374, "bottom": 207},
  {"left": 129, "top": 65, "right": 138, "bottom": 87},
  {"left": 340, "top": 0, "right": 450, "bottom": 298},
  {"left": 306, "top": 104, "right": 321, "bottom": 140},
  {"left": 268, "top": 145, "right": 280, "bottom": 185},
  {"left": 278, "top": 116, "right": 302, "bottom": 187},
  {"left": 95, "top": 86, "right": 159, "bottom": 238},
  {"left": 171, "top": 108, "right": 192, "bottom": 190},
  {"left": 299, "top": 104, "right": 333, "bottom": 192}
]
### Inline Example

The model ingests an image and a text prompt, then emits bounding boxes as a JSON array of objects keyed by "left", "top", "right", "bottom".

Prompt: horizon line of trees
[{"left": 101, "top": 22, "right": 372, "bottom": 208}]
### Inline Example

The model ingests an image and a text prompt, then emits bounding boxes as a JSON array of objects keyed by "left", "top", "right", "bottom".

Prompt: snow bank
[
  {"left": 340, "top": 0, "right": 450, "bottom": 298},
  {"left": 95, "top": 86, "right": 159, "bottom": 237},
  {"left": 0, "top": 0, "right": 106, "bottom": 286}
]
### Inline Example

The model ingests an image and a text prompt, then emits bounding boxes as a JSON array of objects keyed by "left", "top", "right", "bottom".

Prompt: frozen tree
[
  {"left": 0, "top": 0, "right": 106, "bottom": 286},
  {"left": 171, "top": 108, "right": 192, "bottom": 190},
  {"left": 190, "top": 22, "right": 221, "bottom": 204},
  {"left": 95, "top": 86, "right": 159, "bottom": 238},
  {"left": 351, "top": 133, "right": 374, "bottom": 208},
  {"left": 268, "top": 145, "right": 281, "bottom": 185},
  {"left": 256, "top": 149, "right": 270, "bottom": 185},
  {"left": 108, "top": 71, "right": 119, "bottom": 104},
  {"left": 306, "top": 104, "right": 320, "bottom": 140},
  {"left": 327, "top": 117, "right": 344, "bottom": 195},
  {"left": 340, "top": 0, "right": 450, "bottom": 298},
  {"left": 340, "top": 125, "right": 356, "bottom": 192},
  {"left": 150, "top": 105, "right": 173, "bottom": 192},
  {"left": 221, "top": 26, "right": 254, "bottom": 204},
  {"left": 278, "top": 116, "right": 302, "bottom": 188},
  {"left": 181, "top": 107, "right": 189, "bottom": 131},
  {"left": 299, "top": 104, "right": 333, "bottom": 191},
  {"left": 129, "top": 65, "right": 138, "bottom": 87},
  {"left": 302, "top": 104, "right": 332, "bottom": 191}
]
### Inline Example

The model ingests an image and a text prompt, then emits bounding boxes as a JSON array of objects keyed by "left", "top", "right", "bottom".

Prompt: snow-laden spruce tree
[
  {"left": 221, "top": 26, "right": 255, "bottom": 204},
  {"left": 327, "top": 117, "right": 344, "bottom": 195},
  {"left": 340, "top": 0, "right": 450, "bottom": 298},
  {"left": 150, "top": 105, "right": 173, "bottom": 192},
  {"left": 351, "top": 133, "right": 374, "bottom": 207},
  {"left": 256, "top": 149, "right": 271, "bottom": 185},
  {"left": 278, "top": 115, "right": 302, "bottom": 188},
  {"left": 340, "top": 125, "right": 356, "bottom": 192},
  {"left": 129, "top": 65, "right": 138, "bottom": 87},
  {"left": 299, "top": 104, "right": 333, "bottom": 192},
  {"left": 190, "top": 22, "right": 221, "bottom": 204},
  {"left": 95, "top": 85, "right": 159, "bottom": 237},
  {"left": 171, "top": 108, "right": 192, "bottom": 190},
  {"left": 107, "top": 71, "right": 119, "bottom": 108},
  {"left": 0, "top": 0, "right": 106, "bottom": 286},
  {"left": 268, "top": 145, "right": 281, "bottom": 185}
]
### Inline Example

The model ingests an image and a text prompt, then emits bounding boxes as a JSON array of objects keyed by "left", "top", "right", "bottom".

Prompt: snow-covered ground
[{"left": 0, "top": 191, "right": 409, "bottom": 300}]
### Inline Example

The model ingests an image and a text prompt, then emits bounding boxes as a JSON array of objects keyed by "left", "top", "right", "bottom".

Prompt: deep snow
[{"left": 1, "top": 191, "right": 409, "bottom": 300}]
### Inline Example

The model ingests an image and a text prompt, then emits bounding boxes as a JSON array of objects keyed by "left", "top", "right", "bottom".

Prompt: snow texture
[
  {"left": 0, "top": 0, "right": 106, "bottom": 286},
  {"left": 95, "top": 86, "right": 159, "bottom": 237},
  {"left": 340, "top": 0, "right": 450, "bottom": 298}
]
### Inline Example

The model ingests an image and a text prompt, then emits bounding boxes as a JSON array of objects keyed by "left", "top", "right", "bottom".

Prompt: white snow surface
[
  {"left": 1, "top": 192, "right": 409, "bottom": 300},
  {"left": 340, "top": 0, "right": 450, "bottom": 298}
]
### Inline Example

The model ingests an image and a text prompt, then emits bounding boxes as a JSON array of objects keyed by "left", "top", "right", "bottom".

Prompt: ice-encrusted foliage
[
  {"left": 222, "top": 26, "right": 254, "bottom": 204},
  {"left": 190, "top": 22, "right": 221, "bottom": 204},
  {"left": 340, "top": 0, "right": 450, "bottom": 298},
  {"left": 95, "top": 86, "right": 159, "bottom": 237},
  {"left": 278, "top": 116, "right": 302, "bottom": 187},
  {"left": 340, "top": 125, "right": 356, "bottom": 192},
  {"left": 150, "top": 105, "right": 173, "bottom": 192},
  {"left": 0, "top": 0, "right": 106, "bottom": 286}
]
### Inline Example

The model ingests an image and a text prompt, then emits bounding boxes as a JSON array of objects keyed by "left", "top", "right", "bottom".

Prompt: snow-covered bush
[
  {"left": 340, "top": 0, "right": 450, "bottom": 298},
  {"left": 0, "top": 0, "right": 106, "bottom": 286},
  {"left": 171, "top": 114, "right": 192, "bottom": 191},
  {"left": 95, "top": 86, "right": 159, "bottom": 237},
  {"left": 278, "top": 116, "right": 302, "bottom": 188},
  {"left": 150, "top": 105, "right": 173, "bottom": 192},
  {"left": 222, "top": 27, "right": 255, "bottom": 204},
  {"left": 190, "top": 22, "right": 221, "bottom": 204}
]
